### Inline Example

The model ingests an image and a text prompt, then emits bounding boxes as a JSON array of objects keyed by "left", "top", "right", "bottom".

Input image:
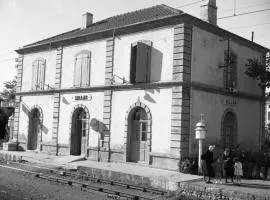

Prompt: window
[
  {"left": 130, "top": 40, "right": 152, "bottom": 84},
  {"left": 74, "top": 50, "right": 91, "bottom": 87},
  {"left": 224, "top": 50, "right": 237, "bottom": 90},
  {"left": 268, "top": 111, "right": 270, "bottom": 121},
  {"left": 32, "top": 59, "right": 46, "bottom": 90},
  {"left": 133, "top": 108, "right": 148, "bottom": 142}
]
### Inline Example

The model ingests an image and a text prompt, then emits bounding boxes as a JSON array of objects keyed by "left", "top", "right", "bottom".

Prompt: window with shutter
[
  {"left": 32, "top": 59, "right": 46, "bottom": 90},
  {"left": 74, "top": 50, "right": 91, "bottom": 87},
  {"left": 130, "top": 40, "right": 152, "bottom": 84}
]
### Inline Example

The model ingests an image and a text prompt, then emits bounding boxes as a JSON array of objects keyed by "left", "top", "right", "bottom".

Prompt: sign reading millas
[{"left": 73, "top": 95, "right": 92, "bottom": 101}]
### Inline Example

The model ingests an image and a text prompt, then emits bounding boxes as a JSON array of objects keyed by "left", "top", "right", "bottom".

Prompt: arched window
[
  {"left": 130, "top": 40, "right": 152, "bottom": 84},
  {"left": 74, "top": 50, "right": 91, "bottom": 87},
  {"left": 32, "top": 58, "right": 46, "bottom": 90}
]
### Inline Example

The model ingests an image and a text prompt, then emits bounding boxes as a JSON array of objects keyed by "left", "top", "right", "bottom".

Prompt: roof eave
[{"left": 16, "top": 13, "right": 269, "bottom": 54}]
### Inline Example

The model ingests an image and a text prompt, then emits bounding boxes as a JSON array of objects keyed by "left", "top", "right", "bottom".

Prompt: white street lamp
[{"left": 195, "top": 114, "right": 207, "bottom": 174}]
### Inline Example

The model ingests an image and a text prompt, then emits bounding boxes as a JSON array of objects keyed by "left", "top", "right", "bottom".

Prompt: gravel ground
[{"left": 0, "top": 166, "right": 107, "bottom": 200}]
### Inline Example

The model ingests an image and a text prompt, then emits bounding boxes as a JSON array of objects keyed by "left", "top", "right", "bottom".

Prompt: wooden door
[
  {"left": 130, "top": 120, "right": 148, "bottom": 162},
  {"left": 224, "top": 125, "right": 233, "bottom": 148},
  {"left": 139, "top": 121, "right": 148, "bottom": 162},
  {"left": 81, "top": 119, "right": 87, "bottom": 155}
]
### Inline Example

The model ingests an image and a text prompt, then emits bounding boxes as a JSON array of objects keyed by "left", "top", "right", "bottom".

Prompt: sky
[{"left": 0, "top": 0, "right": 270, "bottom": 91}]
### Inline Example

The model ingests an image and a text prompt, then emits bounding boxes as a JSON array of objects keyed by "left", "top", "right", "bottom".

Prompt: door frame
[
  {"left": 221, "top": 108, "right": 237, "bottom": 149},
  {"left": 124, "top": 101, "right": 152, "bottom": 164},
  {"left": 27, "top": 105, "right": 43, "bottom": 151},
  {"left": 69, "top": 104, "right": 90, "bottom": 156}
]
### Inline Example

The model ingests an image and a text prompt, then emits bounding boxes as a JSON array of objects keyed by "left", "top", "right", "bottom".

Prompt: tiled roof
[{"left": 24, "top": 4, "right": 183, "bottom": 48}]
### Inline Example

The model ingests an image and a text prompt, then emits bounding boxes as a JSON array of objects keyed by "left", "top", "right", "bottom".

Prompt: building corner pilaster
[{"left": 170, "top": 23, "right": 193, "bottom": 160}]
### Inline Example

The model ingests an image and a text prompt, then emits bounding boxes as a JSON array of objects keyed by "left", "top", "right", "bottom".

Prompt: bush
[{"left": 178, "top": 157, "right": 198, "bottom": 175}]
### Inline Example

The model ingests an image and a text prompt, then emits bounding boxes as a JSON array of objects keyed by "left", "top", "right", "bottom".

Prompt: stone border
[
  {"left": 52, "top": 47, "right": 63, "bottom": 155},
  {"left": 102, "top": 38, "right": 114, "bottom": 161},
  {"left": 170, "top": 23, "right": 192, "bottom": 158},
  {"left": 13, "top": 55, "right": 24, "bottom": 142},
  {"left": 123, "top": 100, "right": 152, "bottom": 163}
]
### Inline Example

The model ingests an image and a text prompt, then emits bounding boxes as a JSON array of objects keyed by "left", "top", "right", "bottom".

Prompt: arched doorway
[
  {"left": 127, "top": 107, "right": 149, "bottom": 163},
  {"left": 221, "top": 110, "right": 237, "bottom": 149},
  {"left": 70, "top": 107, "right": 88, "bottom": 155},
  {"left": 28, "top": 108, "right": 41, "bottom": 150}
]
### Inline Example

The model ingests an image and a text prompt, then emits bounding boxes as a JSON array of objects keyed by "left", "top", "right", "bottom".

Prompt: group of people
[{"left": 201, "top": 145, "right": 243, "bottom": 184}]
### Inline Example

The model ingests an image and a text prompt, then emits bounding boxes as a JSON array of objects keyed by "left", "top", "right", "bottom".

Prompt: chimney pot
[
  {"left": 200, "top": 0, "right": 217, "bottom": 26},
  {"left": 81, "top": 12, "right": 93, "bottom": 29}
]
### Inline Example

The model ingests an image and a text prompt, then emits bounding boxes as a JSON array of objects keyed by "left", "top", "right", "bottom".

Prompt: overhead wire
[
  {"left": 221, "top": 1, "right": 270, "bottom": 13},
  {"left": 175, "top": 0, "right": 202, "bottom": 9},
  {"left": 225, "top": 21, "right": 270, "bottom": 30},
  {"left": 218, "top": 8, "right": 270, "bottom": 20}
]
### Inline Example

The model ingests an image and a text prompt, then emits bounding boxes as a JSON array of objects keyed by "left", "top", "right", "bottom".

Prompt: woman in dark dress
[{"left": 223, "top": 148, "right": 234, "bottom": 183}]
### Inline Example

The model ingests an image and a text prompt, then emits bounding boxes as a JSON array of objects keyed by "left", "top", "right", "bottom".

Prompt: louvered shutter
[
  {"left": 86, "top": 52, "right": 91, "bottom": 86},
  {"left": 32, "top": 61, "right": 38, "bottom": 90},
  {"left": 39, "top": 60, "right": 46, "bottom": 90},
  {"left": 74, "top": 56, "right": 82, "bottom": 87},
  {"left": 81, "top": 53, "right": 91, "bottom": 86}
]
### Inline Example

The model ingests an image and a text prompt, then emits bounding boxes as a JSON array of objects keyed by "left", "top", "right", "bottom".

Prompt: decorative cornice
[
  {"left": 16, "top": 81, "right": 187, "bottom": 95},
  {"left": 191, "top": 81, "right": 264, "bottom": 101},
  {"left": 16, "top": 81, "right": 263, "bottom": 101}
]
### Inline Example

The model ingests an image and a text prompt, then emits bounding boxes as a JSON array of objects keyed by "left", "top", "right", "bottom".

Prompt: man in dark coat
[
  {"left": 201, "top": 145, "right": 215, "bottom": 183},
  {"left": 222, "top": 148, "right": 234, "bottom": 183}
]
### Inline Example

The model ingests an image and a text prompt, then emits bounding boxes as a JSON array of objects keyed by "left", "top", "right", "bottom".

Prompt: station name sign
[
  {"left": 223, "top": 98, "right": 237, "bottom": 106},
  {"left": 73, "top": 94, "right": 92, "bottom": 101}
]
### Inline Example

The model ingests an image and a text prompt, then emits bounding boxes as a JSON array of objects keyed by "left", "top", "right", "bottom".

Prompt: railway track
[{"left": 0, "top": 160, "right": 168, "bottom": 200}]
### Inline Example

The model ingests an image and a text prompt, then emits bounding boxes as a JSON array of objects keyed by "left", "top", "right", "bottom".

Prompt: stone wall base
[{"left": 25, "top": 143, "right": 180, "bottom": 171}]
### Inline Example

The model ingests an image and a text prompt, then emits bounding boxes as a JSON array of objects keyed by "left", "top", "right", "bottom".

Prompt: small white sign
[{"left": 72, "top": 94, "right": 92, "bottom": 101}]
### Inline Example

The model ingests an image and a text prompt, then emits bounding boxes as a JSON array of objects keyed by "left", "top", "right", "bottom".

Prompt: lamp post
[{"left": 195, "top": 114, "right": 207, "bottom": 174}]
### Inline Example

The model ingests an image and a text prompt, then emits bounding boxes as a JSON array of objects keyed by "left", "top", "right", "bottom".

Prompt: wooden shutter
[
  {"left": 39, "top": 60, "right": 46, "bottom": 90},
  {"left": 74, "top": 56, "right": 82, "bottom": 87},
  {"left": 135, "top": 41, "right": 152, "bottom": 83},
  {"left": 130, "top": 45, "right": 137, "bottom": 84},
  {"left": 86, "top": 52, "right": 91, "bottom": 86},
  {"left": 32, "top": 61, "right": 38, "bottom": 90},
  {"left": 81, "top": 53, "right": 91, "bottom": 86},
  {"left": 136, "top": 42, "right": 149, "bottom": 83}
]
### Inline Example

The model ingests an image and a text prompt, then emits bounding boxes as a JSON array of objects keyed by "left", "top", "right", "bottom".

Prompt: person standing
[
  {"left": 223, "top": 148, "right": 234, "bottom": 184},
  {"left": 234, "top": 157, "right": 243, "bottom": 184},
  {"left": 201, "top": 145, "right": 215, "bottom": 183},
  {"left": 214, "top": 154, "right": 223, "bottom": 184}
]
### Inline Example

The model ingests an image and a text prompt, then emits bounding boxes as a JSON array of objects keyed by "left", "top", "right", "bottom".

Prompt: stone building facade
[{"left": 13, "top": 1, "right": 268, "bottom": 170}]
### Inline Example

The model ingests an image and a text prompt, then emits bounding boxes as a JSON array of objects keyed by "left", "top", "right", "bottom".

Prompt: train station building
[{"left": 12, "top": 0, "right": 268, "bottom": 170}]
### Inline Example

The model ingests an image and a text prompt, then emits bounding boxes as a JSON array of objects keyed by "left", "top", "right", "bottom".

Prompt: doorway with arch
[
  {"left": 126, "top": 103, "right": 152, "bottom": 163},
  {"left": 70, "top": 105, "right": 89, "bottom": 155},
  {"left": 221, "top": 109, "right": 237, "bottom": 149},
  {"left": 28, "top": 106, "right": 43, "bottom": 150}
]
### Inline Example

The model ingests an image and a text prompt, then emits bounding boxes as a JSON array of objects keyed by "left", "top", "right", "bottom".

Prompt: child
[{"left": 234, "top": 157, "right": 243, "bottom": 184}]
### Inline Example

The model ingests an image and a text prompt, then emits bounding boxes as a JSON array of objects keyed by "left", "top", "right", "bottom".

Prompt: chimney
[
  {"left": 81, "top": 12, "right": 93, "bottom": 29},
  {"left": 200, "top": 0, "right": 217, "bottom": 26}
]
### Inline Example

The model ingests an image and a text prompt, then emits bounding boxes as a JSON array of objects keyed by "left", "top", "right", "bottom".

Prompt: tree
[
  {"left": 245, "top": 58, "right": 270, "bottom": 90},
  {"left": 0, "top": 78, "right": 17, "bottom": 101},
  {"left": 0, "top": 78, "right": 17, "bottom": 140}
]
